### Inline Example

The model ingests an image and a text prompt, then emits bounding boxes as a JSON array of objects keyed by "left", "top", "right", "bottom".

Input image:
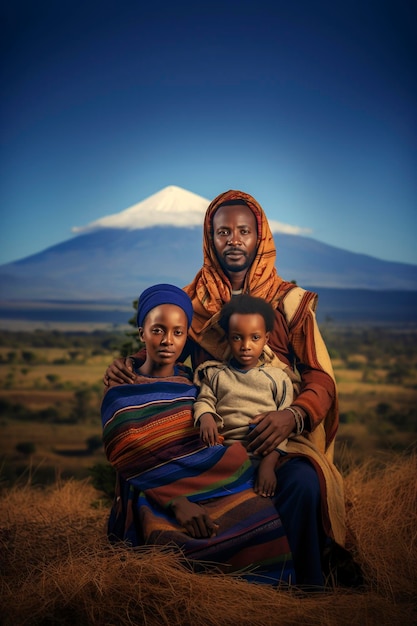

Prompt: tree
[
  {"left": 71, "top": 388, "right": 93, "bottom": 422},
  {"left": 119, "top": 299, "right": 144, "bottom": 357},
  {"left": 46, "top": 373, "right": 60, "bottom": 386},
  {"left": 21, "top": 351, "right": 37, "bottom": 365}
]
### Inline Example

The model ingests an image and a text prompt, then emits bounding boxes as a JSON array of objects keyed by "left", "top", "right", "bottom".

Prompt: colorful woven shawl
[{"left": 101, "top": 377, "right": 295, "bottom": 584}]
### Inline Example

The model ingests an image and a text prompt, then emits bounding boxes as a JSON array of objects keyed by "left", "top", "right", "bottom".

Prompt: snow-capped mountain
[
  {"left": 72, "top": 185, "right": 311, "bottom": 236},
  {"left": 72, "top": 186, "right": 211, "bottom": 233},
  {"left": 0, "top": 186, "right": 416, "bottom": 304}
]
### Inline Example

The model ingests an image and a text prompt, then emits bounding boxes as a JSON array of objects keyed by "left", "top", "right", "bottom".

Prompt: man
[{"left": 104, "top": 189, "right": 346, "bottom": 587}]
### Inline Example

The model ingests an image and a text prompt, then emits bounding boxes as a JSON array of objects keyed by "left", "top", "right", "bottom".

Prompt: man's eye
[
  {"left": 217, "top": 229, "right": 229, "bottom": 236},
  {"left": 241, "top": 229, "right": 250, "bottom": 235}
]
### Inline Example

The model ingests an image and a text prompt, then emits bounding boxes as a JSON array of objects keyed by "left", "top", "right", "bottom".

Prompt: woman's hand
[
  {"left": 247, "top": 409, "right": 296, "bottom": 456},
  {"left": 170, "top": 496, "right": 219, "bottom": 538},
  {"left": 103, "top": 357, "right": 136, "bottom": 386},
  {"left": 199, "top": 413, "right": 220, "bottom": 447}
]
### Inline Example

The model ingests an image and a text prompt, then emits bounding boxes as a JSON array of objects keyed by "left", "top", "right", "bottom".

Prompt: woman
[{"left": 102, "top": 283, "right": 295, "bottom": 585}]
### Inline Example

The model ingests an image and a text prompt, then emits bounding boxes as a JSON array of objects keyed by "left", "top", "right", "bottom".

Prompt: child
[{"left": 194, "top": 294, "right": 301, "bottom": 498}]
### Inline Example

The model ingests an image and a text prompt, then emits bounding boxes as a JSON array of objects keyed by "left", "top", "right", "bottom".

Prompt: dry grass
[
  {"left": 344, "top": 453, "right": 417, "bottom": 600},
  {"left": 1, "top": 455, "right": 416, "bottom": 626}
]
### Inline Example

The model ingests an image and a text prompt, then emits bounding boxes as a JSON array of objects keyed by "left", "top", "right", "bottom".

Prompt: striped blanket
[{"left": 101, "top": 378, "right": 295, "bottom": 584}]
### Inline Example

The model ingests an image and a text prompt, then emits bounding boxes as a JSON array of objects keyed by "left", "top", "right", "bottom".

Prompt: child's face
[
  {"left": 139, "top": 304, "right": 188, "bottom": 369},
  {"left": 227, "top": 312, "right": 269, "bottom": 370}
]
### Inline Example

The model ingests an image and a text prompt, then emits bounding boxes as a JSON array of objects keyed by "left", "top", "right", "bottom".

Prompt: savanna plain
[{"left": 1, "top": 323, "right": 416, "bottom": 625}]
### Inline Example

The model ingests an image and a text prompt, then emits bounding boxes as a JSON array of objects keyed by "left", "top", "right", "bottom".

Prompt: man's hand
[
  {"left": 170, "top": 496, "right": 219, "bottom": 538},
  {"left": 103, "top": 357, "right": 135, "bottom": 386},
  {"left": 247, "top": 409, "right": 295, "bottom": 456},
  {"left": 199, "top": 413, "right": 220, "bottom": 447}
]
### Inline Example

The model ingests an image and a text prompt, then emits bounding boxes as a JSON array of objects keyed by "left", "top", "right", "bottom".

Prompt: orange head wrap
[{"left": 183, "top": 190, "right": 283, "bottom": 359}]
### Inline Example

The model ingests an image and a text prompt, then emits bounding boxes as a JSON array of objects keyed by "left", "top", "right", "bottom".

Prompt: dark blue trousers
[{"left": 273, "top": 457, "right": 325, "bottom": 587}]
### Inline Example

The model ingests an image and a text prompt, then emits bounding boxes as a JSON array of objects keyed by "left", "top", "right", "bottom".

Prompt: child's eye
[
  {"left": 232, "top": 335, "right": 241, "bottom": 342},
  {"left": 174, "top": 330, "right": 184, "bottom": 336},
  {"left": 152, "top": 328, "right": 163, "bottom": 334}
]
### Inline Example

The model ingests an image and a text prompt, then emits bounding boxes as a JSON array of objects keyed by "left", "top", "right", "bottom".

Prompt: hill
[{"left": 1, "top": 227, "right": 417, "bottom": 301}]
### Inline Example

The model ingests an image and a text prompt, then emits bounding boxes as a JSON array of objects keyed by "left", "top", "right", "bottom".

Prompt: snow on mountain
[
  {"left": 72, "top": 185, "right": 312, "bottom": 236},
  {"left": 72, "top": 186, "right": 210, "bottom": 233}
]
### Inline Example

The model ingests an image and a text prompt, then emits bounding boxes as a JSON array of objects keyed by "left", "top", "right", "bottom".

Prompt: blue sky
[{"left": 1, "top": 0, "right": 416, "bottom": 266}]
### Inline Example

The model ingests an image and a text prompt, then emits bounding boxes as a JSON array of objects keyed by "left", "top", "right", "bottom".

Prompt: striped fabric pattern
[{"left": 101, "top": 380, "right": 295, "bottom": 584}]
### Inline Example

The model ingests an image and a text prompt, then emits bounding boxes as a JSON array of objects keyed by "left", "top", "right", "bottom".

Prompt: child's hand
[
  {"left": 199, "top": 413, "right": 220, "bottom": 447},
  {"left": 254, "top": 454, "right": 278, "bottom": 497}
]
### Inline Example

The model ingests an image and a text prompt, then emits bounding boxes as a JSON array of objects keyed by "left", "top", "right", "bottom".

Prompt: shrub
[
  {"left": 45, "top": 373, "right": 60, "bottom": 385},
  {"left": 339, "top": 410, "right": 358, "bottom": 424},
  {"left": 89, "top": 462, "right": 116, "bottom": 499},
  {"left": 15, "top": 441, "right": 36, "bottom": 455},
  {"left": 21, "top": 351, "right": 37, "bottom": 365},
  {"left": 86, "top": 435, "right": 103, "bottom": 454}
]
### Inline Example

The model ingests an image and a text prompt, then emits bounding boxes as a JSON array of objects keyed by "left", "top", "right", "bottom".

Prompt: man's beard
[{"left": 219, "top": 251, "right": 252, "bottom": 274}]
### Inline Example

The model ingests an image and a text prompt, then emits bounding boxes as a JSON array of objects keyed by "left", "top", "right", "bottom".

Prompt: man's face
[{"left": 212, "top": 204, "right": 258, "bottom": 275}]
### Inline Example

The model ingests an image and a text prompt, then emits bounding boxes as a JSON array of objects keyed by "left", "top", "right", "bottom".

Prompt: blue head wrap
[{"left": 136, "top": 283, "right": 194, "bottom": 328}]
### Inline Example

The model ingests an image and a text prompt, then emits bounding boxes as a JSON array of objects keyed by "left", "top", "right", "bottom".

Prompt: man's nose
[{"left": 227, "top": 231, "right": 242, "bottom": 245}]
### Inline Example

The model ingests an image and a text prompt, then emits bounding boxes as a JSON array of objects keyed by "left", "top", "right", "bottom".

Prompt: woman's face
[{"left": 139, "top": 304, "right": 188, "bottom": 369}]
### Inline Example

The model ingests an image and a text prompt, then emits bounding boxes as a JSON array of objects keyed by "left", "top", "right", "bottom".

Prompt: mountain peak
[
  {"left": 72, "top": 186, "right": 210, "bottom": 234},
  {"left": 72, "top": 185, "right": 313, "bottom": 236}
]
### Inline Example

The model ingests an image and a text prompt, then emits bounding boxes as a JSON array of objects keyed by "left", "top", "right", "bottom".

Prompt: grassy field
[
  {"left": 0, "top": 326, "right": 416, "bottom": 486},
  {"left": 0, "top": 332, "right": 121, "bottom": 483},
  {"left": 0, "top": 327, "right": 416, "bottom": 624}
]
